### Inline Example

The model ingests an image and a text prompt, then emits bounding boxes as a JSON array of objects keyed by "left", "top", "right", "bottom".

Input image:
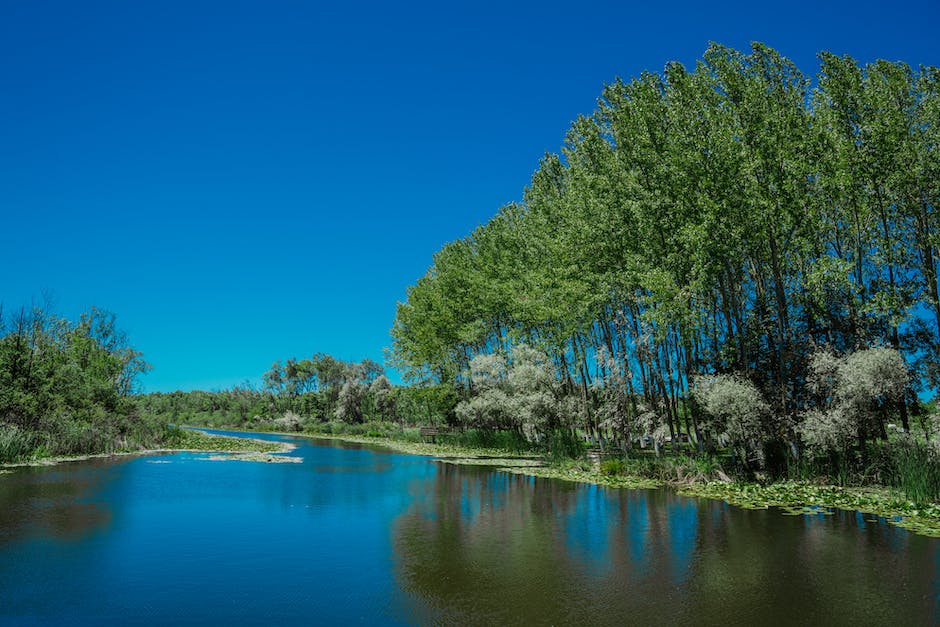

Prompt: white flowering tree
[
  {"left": 370, "top": 375, "right": 396, "bottom": 421},
  {"left": 800, "top": 347, "right": 910, "bottom": 453},
  {"left": 455, "top": 345, "right": 560, "bottom": 439},
  {"left": 693, "top": 374, "right": 770, "bottom": 464}
]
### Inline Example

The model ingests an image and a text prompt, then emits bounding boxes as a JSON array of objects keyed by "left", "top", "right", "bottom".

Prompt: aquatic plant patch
[{"left": 679, "top": 481, "right": 940, "bottom": 537}]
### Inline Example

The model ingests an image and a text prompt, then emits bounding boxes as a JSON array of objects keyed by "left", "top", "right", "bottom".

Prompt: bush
[
  {"left": 442, "top": 428, "right": 533, "bottom": 453},
  {"left": 273, "top": 411, "right": 303, "bottom": 432},
  {"left": 693, "top": 374, "right": 769, "bottom": 451},
  {"left": 398, "top": 428, "right": 422, "bottom": 443},
  {"left": 455, "top": 345, "right": 561, "bottom": 438},
  {"left": 800, "top": 347, "right": 910, "bottom": 451},
  {"left": 600, "top": 458, "right": 626, "bottom": 476},
  {"left": 42, "top": 419, "right": 111, "bottom": 457},
  {"left": 596, "top": 453, "right": 727, "bottom": 483}
]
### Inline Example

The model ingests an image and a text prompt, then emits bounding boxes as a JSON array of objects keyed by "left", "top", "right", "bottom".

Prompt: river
[{"left": 1, "top": 430, "right": 937, "bottom": 625}]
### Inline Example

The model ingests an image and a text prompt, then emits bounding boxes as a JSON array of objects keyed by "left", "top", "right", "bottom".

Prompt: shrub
[
  {"left": 273, "top": 411, "right": 303, "bottom": 432},
  {"left": 693, "top": 374, "right": 769, "bottom": 455},
  {"left": 455, "top": 345, "right": 562, "bottom": 438},
  {"left": 548, "top": 429, "right": 584, "bottom": 461},
  {"left": 600, "top": 458, "right": 626, "bottom": 476}
]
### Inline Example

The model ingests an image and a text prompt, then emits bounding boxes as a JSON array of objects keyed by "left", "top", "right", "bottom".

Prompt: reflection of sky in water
[
  {"left": 1, "top": 432, "right": 939, "bottom": 625},
  {"left": 1, "top": 439, "right": 429, "bottom": 624},
  {"left": 625, "top": 494, "right": 651, "bottom": 576},
  {"left": 666, "top": 498, "right": 698, "bottom": 586},
  {"left": 559, "top": 485, "right": 699, "bottom": 585},
  {"left": 459, "top": 477, "right": 476, "bottom": 523},
  {"left": 563, "top": 484, "right": 611, "bottom": 576}
]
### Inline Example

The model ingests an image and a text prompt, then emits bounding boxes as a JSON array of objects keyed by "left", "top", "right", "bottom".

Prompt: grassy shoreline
[{"left": 0, "top": 428, "right": 293, "bottom": 469}]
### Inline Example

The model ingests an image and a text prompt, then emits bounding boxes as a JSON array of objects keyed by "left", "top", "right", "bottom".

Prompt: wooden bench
[{"left": 419, "top": 426, "right": 450, "bottom": 443}]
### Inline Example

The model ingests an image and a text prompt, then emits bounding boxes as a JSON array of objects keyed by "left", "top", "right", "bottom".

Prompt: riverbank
[
  {"left": 279, "top": 429, "right": 940, "bottom": 537},
  {"left": 0, "top": 428, "right": 292, "bottom": 470}
]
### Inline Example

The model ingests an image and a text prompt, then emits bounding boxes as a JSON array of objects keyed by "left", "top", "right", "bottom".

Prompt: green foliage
[
  {"left": 0, "top": 423, "right": 41, "bottom": 463},
  {"left": 596, "top": 453, "right": 727, "bottom": 484},
  {"left": 440, "top": 428, "right": 534, "bottom": 454},
  {"left": 890, "top": 439, "right": 940, "bottom": 505},
  {"left": 136, "top": 365, "right": 457, "bottom": 433},
  {"left": 303, "top": 420, "right": 404, "bottom": 439},
  {"left": 391, "top": 383, "right": 458, "bottom": 426},
  {"left": 455, "top": 345, "right": 562, "bottom": 437},
  {"left": 136, "top": 351, "right": 423, "bottom": 431},
  {"left": 335, "top": 380, "right": 367, "bottom": 424},
  {"left": 0, "top": 304, "right": 162, "bottom": 463},
  {"left": 547, "top": 429, "right": 584, "bottom": 462},
  {"left": 599, "top": 457, "right": 626, "bottom": 476}
]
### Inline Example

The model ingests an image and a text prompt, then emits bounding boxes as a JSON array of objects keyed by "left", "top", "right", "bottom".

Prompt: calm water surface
[{"left": 1, "top": 430, "right": 938, "bottom": 625}]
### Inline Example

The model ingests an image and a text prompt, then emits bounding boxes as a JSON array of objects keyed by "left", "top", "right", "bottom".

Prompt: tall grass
[
  {"left": 599, "top": 453, "right": 726, "bottom": 484},
  {"left": 307, "top": 420, "right": 403, "bottom": 438},
  {"left": 0, "top": 413, "right": 181, "bottom": 464},
  {"left": 0, "top": 424, "right": 42, "bottom": 463},
  {"left": 786, "top": 440, "right": 940, "bottom": 505},
  {"left": 440, "top": 428, "right": 534, "bottom": 454},
  {"left": 546, "top": 429, "right": 584, "bottom": 462},
  {"left": 891, "top": 440, "right": 940, "bottom": 505}
]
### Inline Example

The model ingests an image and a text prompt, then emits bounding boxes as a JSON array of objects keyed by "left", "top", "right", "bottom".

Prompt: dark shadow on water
[{"left": 0, "top": 457, "right": 136, "bottom": 545}]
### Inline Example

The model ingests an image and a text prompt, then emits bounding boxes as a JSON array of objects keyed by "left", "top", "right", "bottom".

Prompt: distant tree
[
  {"left": 360, "top": 358, "right": 384, "bottom": 384},
  {"left": 335, "top": 379, "right": 367, "bottom": 424},
  {"left": 370, "top": 375, "right": 395, "bottom": 421}
]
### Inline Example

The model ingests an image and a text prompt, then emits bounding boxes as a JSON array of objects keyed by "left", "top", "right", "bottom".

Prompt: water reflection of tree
[
  {"left": 0, "top": 459, "right": 130, "bottom": 545},
  {"left": 392, "top": 464, "right": 707, "bottom": 623},
  {"left": 392, "top": 463, "right": 590, "bottom": 624},
  {"left": 392, "top": 464, "right": 940, "bottom": 624},
  {"left": 678, "top": 503, "right": 940, "bottom": 624}
]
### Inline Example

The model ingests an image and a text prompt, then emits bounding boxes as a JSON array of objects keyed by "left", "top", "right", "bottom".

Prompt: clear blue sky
[{"left": 2, "top": 0, "right": 938, "bottom": 392}]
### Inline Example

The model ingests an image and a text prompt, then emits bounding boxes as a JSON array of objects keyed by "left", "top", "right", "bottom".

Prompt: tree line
[
  {"left": 134, "top": 353, "right": 457, "bottom": 432},
  {"left": 390, "top": 43, "right": 940, "bottom": 479}
]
